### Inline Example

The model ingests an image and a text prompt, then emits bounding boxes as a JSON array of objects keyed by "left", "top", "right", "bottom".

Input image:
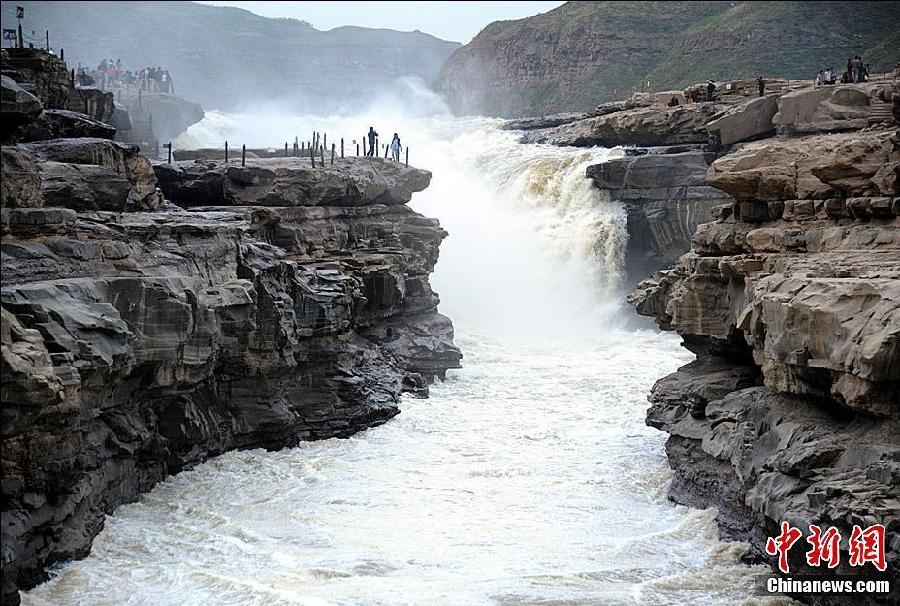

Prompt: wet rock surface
[
  {"left": 629, "top": 126, "right": 900, "bottom": 604},
  {"left": 1, "top": 147, "right": 459, "bottom": 604},
  {"left": 587, "top": 146, "right": 732, "bottom": 283}
]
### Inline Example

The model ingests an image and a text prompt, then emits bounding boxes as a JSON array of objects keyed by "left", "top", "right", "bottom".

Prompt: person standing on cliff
[
  {"left": 390, "top": 133, "right": 402, "bottom": 162},
  {"left": 367, "top": 127, "right": 378, "bottom": 157},
  {"left": 756, "top": 76, "right": 766, "bottom": 97},
  {"left": 706, "top": 80, "right": 716, "bottom": 101}
]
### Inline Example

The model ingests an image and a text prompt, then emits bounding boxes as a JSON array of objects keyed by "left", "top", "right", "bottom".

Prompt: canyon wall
[
  {"left": 439, "top": 1, "right": 900, "bottom": 117},
  {"left": 626, "top": 93, "right": 899, "bottom": 602},
  {"left": 0, "top": 55, "right": 459, "bottom": 604}
]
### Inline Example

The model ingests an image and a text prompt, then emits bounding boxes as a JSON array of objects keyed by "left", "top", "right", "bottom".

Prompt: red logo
[
  {"left": 848, "top": 524, "right": 887, "bottom": 572},
  {"left": 806, "top": 525, "right": 841, "bottom": 568},
  {"left": 765, "top": 522, "right": 887, "bottom": 574},
  {"left": 766, "top": 521, "right": 803, "bottom": 573}
]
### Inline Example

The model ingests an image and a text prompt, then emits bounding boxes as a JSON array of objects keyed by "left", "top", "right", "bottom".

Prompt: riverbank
[{"left": 511, "top": 75, "right": 899, "bottom": 603}]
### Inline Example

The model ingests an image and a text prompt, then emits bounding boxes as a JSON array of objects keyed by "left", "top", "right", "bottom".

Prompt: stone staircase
[{"left": 868, "top": 99, "right": 894, "bottom": 125}]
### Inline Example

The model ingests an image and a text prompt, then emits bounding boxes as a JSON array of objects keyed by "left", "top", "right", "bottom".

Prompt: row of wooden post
[{"left": 164, "top": 137, "right": 408, "bottom": 167}]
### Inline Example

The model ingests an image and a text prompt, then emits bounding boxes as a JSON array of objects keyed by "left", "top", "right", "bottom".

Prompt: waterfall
[{"left": 176, "top": 112, "right": 629, "bottom": 337}]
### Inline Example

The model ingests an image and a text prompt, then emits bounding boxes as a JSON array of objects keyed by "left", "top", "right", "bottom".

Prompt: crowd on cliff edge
[
  {"left": 76, "top": 59, "right": 174, "bottom": 94},
  {"left": 817, "top": 56, "right": 870, "bottom": 86}
]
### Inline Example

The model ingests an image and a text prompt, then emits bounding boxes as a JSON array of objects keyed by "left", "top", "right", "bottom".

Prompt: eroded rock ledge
[
  {"left": 629, "top": 128, "right": 899, "bottom": 604},
  {"left": 1, "top": 148, "right": 460, "bottom": 603}
]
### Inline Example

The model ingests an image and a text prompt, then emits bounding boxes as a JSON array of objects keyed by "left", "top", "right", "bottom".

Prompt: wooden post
[
  {"left": 225, "top": 141, "right": 229, "bottom": 162},
  {"left": 384, "top": 143, "right": 388, "bottom": 159},
  {"left": 285, "top": 142, "right": 288, "bottom": 157},
  {"left": 60, "top": 48, "right": 64, "bottom": 61},
  {"left": 363, "top": 133, "right": 367, "bottom": 156},
  {"left": 46, "top": 30, "right": 49, "bottom": 51},
  {"left": 405, "top": 147, "right": 408, "bottom": 167},
  {"left": 341, "top": 138, "right": 344, "bottom": 158},
  {"left": 17, "top": 23, "right": 23, "bottom": 49},
  {"left": 320, "top": 145, "right": 324, "bottom": 166},
  {"left": 356, "top": 142, "right": 360, "bottom": 156},
  {"left": 70, "top": 68, "right": 75, "bottom": 87},
  {"left": 331, "top": 143, "right": 335, "bottom": 166},
  {"left": 323, "top": 133, "right": 327, "bottom": 150},
  {"left": 310, "top": 144, "right": 316, "bottom": 168},
  {"left": 167, "top": 142, "right": 172, "bottom": 164},
  {"left": 242, "top": 144, "right": 246, "bottom": 166}
]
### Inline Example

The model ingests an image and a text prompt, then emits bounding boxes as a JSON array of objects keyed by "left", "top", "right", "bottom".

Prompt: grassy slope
[{"left": 446, "top": 1, "right": 900, "bottom": 115}]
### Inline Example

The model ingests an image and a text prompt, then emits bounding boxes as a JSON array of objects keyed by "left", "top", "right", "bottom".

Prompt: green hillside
[{"left": 439, "top": 1, "right": 900, "bottom": 117}]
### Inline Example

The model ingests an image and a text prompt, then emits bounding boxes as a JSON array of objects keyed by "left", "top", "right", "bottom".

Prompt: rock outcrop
[
  {"left": 0, "top": 75, "right": 42, "bottom": 125},
  {"left": 629, "top": 128, "right": 899, "bottom": 604},
  {"left": 587, "top": 146, "right": 732, "bottom": 282},
  {"left": 118, "top": 91, "right": 205, "bottom": 145},
  {"left": 522, "top": 102, "right": 720, "bottom": 147},
  {"left": 1, "top": 48, "right": 118, "bottom": 147},
  {"left": 1, "top": 150, "right": 460, "bottom": 605}
]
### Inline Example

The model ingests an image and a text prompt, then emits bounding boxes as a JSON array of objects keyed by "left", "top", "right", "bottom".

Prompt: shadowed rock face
[
  {"left": 1, "top": 151, "right": 459, "bottom": 603},
  {"left": 629, "top": 128, "right": 899, "bottom": 604},
  {"left": 587, "top": 147, "right": 732, "bottom": 283}
]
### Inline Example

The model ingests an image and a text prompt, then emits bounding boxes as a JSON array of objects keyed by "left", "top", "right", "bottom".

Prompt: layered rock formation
[
  {"left": 438, "top": 1, "right": 900, "bottom": 117},
  {"left": 587, "top": 146, "right": 732, "bottom": 281},
  {"left": 2, "top": 48, "right": 116, "bottom": 144},
  {"left": 1, "top": 145, "right": 459, "bottom": 604},
  {"left": 629, "top": 127, "right": 899, "bottom": 602}
]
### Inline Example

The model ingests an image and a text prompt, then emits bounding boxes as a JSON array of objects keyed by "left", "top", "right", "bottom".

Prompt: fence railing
[{"left": 166, "top": 131, "right": 410, "bottom": 167}]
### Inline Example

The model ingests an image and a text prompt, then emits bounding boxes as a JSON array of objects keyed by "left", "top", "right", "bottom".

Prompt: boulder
[
  {"left": 0, "top": 76, "right": 42, "bottom": 123},
  {"left": 13, "top": 109, "right": 116, "bottom": 142},
  {"left": 707, "top": 94, "right": 778, "bottom": 145}
]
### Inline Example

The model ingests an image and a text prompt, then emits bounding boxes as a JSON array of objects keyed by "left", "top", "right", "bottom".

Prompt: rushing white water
[{"left": 23, "top": 101, "right": 791, "bottom": 605}]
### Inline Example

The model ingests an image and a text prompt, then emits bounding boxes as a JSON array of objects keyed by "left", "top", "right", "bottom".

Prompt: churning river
[{"left": 22, "top": 91, "right": 790, "bottom": 605}]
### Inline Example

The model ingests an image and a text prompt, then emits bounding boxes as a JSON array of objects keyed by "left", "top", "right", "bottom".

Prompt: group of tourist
[
  {"left": 817, "top": 56, "right": 870, "bottom": 86},
  {"left": 366, "top": 127, "right": 403, "bottom": 162},
  {"left": 75, "top": 59, "right": 175, "bottom": 94}
]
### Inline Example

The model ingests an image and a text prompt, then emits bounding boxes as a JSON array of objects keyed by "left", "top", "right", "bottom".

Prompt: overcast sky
[{"left": 196, "top": 1, "right": 565, "bottom": 43}]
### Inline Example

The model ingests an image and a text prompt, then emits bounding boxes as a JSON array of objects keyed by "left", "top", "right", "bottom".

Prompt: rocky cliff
[
  {"left": 628, "top": 114, "right": 899, "bottom": 601},
  {"left": 1, "top": 137, "right": 459, "bottom": 603},
  {"left": 438, "top": 1, "right": 900, "bottom": 117}
]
